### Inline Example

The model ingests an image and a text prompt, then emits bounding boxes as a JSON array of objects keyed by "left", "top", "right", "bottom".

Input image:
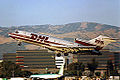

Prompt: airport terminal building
[
  {"left": 2, "top": 49, "right": 120, "bottom": 74},
  {"left": 3, "top": 49, "right": 56, "bottom": 73},
  {"left": 73, "top": 49, "right": 120, "bottom": 72}
]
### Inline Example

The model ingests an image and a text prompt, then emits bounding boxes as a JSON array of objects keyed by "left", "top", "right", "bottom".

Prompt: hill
[{"left": 0, "top": 22, "right": 120, "bottom": 58}]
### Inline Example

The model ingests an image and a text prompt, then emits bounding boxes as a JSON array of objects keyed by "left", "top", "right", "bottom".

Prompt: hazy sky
[{"left": 0, "top": 0, "right": 120, "bottom": 27}]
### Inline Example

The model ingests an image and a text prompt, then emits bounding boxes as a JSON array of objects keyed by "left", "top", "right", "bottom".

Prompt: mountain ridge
[{"left": 0, "top": 22, "right": 120, "bottom": 58}]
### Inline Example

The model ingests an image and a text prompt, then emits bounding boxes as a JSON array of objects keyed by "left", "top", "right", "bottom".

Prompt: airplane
[
  {"left": 30, "top": 64, "right": 64, "bottom": 79},
  {"left": 8, "top": 30, "right": 116, "bottom": 56}
]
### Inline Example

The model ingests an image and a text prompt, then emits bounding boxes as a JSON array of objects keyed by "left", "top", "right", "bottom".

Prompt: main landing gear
[
  {"left": 57, "top": 53, "right": 61, "bottom": 57},
  {"left": 56, "top": 53, "right": 69, "bottom": 57},
  {"left": 64, "top": 53, "right": 68, "bottom": 56}
]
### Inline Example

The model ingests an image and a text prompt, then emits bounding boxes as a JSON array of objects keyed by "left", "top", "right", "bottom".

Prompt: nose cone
[{"left": 8, "top": 30, "right": 19, "bottom": 37}]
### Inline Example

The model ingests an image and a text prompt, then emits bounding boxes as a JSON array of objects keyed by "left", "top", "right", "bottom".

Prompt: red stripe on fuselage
[
  {"left": 9, "top": 34, "right": 51, "bottom": 46},
  {"left": 9, "top": 33, "right": 67, "bottom": 46},
  {"left": 75, "top": 40, "right": 103, "bottom": 50},
  {"left": 9, "top": 33, "right": 31, "bottom": 39},
  {"left": 10, "top": 35, "right": 61, "bottom": 51},
  {"left": 9, "top": 33, "right": 68, "bottom": 51},
  {"left": 75, "top": 40, "right": 94, "bottom": 46}
]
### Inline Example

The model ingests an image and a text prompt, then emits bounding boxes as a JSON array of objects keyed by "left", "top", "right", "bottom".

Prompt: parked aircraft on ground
[
  {"left": 30, "top": 64, "right": 64, "bottom": 79},
  {"left": 9, "top": 30, "right": 116, "bottom": 56}
]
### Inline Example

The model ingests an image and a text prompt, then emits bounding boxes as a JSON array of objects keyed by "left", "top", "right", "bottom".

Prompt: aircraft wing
[
  {"left": 50, "top": 46, "right": 99, "bottom": 55},
  {"left": 14, "top": 37, "right": 97, "bottom": 55}
]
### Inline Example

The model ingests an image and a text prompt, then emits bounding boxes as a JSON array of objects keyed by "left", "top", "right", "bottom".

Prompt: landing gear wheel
[
  {"left": 18, "top": 42, "right": 22, "bottom": 46},
  {"left": 57, "top": 53, "right": 61, "bottom": 57},
  {"left": 64, "top": 53, "right": 68, "bottom": 56}
]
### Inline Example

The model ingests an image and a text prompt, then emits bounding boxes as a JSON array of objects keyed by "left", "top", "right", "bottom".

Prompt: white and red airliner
[{"left": 9, "top": 30, "right": 116, "bottom": 56}]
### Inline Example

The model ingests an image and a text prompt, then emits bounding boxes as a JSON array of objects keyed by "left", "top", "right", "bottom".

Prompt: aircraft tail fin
[
  {"left": 75, "top": 35, "right": 116, "bottom": 50},
  {"left": 58, "top": 64, "right": 64, "bottom": 75}
]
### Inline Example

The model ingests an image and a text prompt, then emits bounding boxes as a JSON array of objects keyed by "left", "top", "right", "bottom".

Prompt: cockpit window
[{"left": 15, "top": 31, "right": 19, "bottom": 33}]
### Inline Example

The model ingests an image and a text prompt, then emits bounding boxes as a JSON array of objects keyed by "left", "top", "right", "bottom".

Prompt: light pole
[{"left": 12, "top": 64, "right": 14, "bottom": 77}]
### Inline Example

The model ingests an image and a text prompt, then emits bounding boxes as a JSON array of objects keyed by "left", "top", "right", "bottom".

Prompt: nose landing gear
[{"left": 17, "top": 42, "right": 22, "bottom": 46}]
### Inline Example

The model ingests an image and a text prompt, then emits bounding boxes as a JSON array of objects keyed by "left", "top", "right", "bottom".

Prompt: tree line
[
  {"left": 0, "top": 58, "right": 119, "bottom": 78},
  {"left": 0, "top": 61, "right": 32, "bottom": 78},
  {"left": 65, "top": 58, "right": 119, "bottom": 77}
]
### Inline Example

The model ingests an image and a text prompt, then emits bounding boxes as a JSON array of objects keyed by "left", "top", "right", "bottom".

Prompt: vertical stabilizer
[
  {"left": 75, "top": 35, "right": 116, "bottom": 50},
  {"left": 88, "top": 35, "right": 116, "bottom": 49}
]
